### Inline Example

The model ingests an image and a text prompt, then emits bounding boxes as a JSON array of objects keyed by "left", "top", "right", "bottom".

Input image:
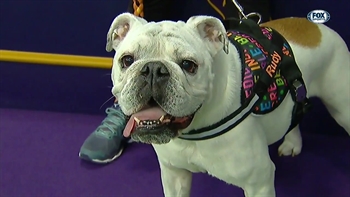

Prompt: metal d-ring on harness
[
  {"left": 231, "top": 0, "right": 262, "bottom": 24},
  {"left": 179, "top": 0, "right": 312, "bottom": 141}
]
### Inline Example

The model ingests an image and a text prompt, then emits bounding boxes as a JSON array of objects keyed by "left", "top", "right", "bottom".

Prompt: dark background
[{"left": 0, "top": 0, "right": 348, "bottom": 136}]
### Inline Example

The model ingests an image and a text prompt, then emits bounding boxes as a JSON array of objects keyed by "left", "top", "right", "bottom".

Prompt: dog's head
[{"left": 107, "top": 13, "right": 228, "bottom": 144}]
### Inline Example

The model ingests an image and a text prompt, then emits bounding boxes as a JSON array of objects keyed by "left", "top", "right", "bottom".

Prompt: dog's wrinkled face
[{"left": 106, "top": 13, "right": 228, "bottom": 144}]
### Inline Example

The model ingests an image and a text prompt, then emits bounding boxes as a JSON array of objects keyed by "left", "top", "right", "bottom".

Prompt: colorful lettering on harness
[
  {"left": 237, "top": 33, "right": 269, "bottom": 55},
  {"left": 266, "top": 51, "right": 281, "bottom": 77},
  {"left": 268, "top": 83, "right": 278, "bottom": 104},
  {"left": 228, "top": 27, "right": 292, "bottom": 114},
  {"left": 260, "top": 99, "right": 271, "bottom": 112},
  {"left": 250, "top": 38, "right": 268, "bottom": 55},
  {"left": 250, "top": 48, "right": 262, "bottom": 57},
  {"left": 243, "top": 68, "right": 254, "bottom": 98},
  {"left": 254, "top": 75, "right": 259, "bottom": 83},
  {"left": 244, "top": 51, "right": 260, "bottom": 71},
  {"left": 260, "top": 61, "right": 267, "bottom": 69},
  {"left": 270, "top": 92, "right": 278, "bottom": 103},
  {"left": 234, "top": 35, "right": 249, "bottom": 45},
  {"left": 268, "top": 83, "right": 277, "bottom": 92},
  {"left": 276, "top": 78, "right": 285, "bottom": 86},
  {"left": 282, "top": 43, "right": 292, "bottom": 57},
  {"left": 250, "top": 47, "right": 266, "bottom": 64},
  {"left": 261, "top": 27, "right": 273, "bottom": 40}
]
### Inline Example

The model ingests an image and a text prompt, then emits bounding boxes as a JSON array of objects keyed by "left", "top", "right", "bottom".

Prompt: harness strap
[
  {"left": 225, "top": 18, "right": 284, "bottom": 96},
  {"left": 179, "top": 94, "right": 260, "bottom": 140},
  {"left": 179, "top": 18, "right": 312, "bottom": 141},
  {"left": 225, "top": 18, "right": 312, "bottom": 131}
]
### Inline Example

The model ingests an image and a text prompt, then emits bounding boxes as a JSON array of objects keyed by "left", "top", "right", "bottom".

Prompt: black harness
[{"left": 179, "top": 18, "right": 312, "bottom": 141}]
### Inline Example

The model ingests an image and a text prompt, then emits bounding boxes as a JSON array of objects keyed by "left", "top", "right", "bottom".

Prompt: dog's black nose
[
  {"left": 141, "top": 61, "right": 170, "bottom": 89},
  {"left": 141, "top": 61, "right": 170, "bottom": 78}
]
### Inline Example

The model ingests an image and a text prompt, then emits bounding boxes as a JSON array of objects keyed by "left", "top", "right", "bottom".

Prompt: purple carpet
[{"left": 0, "top": 108, "right": 349, "bottom": 197}]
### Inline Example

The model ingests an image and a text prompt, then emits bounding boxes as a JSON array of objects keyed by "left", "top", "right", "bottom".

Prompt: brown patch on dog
[{"left": 260, "top": 17, "right": 321, "bottom": 48}]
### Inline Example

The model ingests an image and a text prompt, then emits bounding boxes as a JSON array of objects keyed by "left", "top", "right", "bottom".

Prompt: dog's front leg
[
  {"left": 159, "top": 161, "right": 192, "bottom": 197},
  {"left": 242, "top": 160, "right": 276, "bottom": 197},
  {"left": 240, "top": 139, "right": 276, "bottom": 197},
  {"left": 220, "top": 121, "right": 276, "bottom": 197}
]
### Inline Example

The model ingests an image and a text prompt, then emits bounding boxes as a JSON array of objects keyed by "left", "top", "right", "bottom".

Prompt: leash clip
[{"left": 230, "top": 0, "right": 262, "bottom": 24}]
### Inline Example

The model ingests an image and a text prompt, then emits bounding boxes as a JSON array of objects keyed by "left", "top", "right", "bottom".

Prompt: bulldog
[{"left": 106, "top": 13, "right": 350, "bottom": 197}]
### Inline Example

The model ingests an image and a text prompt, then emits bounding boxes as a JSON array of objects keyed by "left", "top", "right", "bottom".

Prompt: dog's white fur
[{"left": 107, "top": 13, "right": 350, "bottom": 197}]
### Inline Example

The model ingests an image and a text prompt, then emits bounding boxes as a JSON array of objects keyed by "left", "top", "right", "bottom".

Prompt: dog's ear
[
  {"left": 186, "top": 16, "right": 229, "bottom": 54},
  {"left": 106, "top": 13, "right": 147, "bottom": 52}
]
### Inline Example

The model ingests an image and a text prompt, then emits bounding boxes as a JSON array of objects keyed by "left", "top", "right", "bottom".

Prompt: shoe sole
[{"left": 78, "top": 146, "right": 124, "bottom": 164}]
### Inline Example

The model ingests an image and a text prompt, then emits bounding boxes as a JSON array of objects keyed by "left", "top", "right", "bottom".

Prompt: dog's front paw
[
  {"left": 278, "top": 140, "right": 302, "bottom": 157},
  {"left": 278, "top": 128, "right": 302, "bottom": 157}
]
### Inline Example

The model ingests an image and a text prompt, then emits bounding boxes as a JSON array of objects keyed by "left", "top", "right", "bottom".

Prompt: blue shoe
[{"left": 79, "top": 104, "right": 129, "bottom": 163}]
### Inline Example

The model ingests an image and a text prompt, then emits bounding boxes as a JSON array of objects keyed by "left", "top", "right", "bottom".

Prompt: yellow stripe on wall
[{"left": 0, "top": 50, "right": 113, "bottom": 69}]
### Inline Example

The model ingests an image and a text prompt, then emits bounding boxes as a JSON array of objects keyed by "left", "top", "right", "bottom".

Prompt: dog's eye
[
  {"left": 121, "top": 55, "right": 134, "bottom": 68},
  {"left": 181, "top": 60, "right": 198, "bottom": 74}
]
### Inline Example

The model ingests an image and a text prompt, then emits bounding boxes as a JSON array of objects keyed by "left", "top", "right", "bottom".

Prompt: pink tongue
[{"left": 123, "top": 107, "right": 167, "bottom": 137}]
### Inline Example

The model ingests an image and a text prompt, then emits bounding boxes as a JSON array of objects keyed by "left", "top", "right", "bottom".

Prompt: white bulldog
[{"left": 106, "top": 13, "right": 350, "bottom": 197}]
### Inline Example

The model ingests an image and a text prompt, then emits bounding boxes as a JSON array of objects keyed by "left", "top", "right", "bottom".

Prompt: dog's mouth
[{"left": 123, "top": 98, "right": 195, "bottom": 143}]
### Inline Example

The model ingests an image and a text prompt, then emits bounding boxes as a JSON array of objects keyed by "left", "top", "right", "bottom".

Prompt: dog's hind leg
[
  {"left": 294, "top": 25, "right": 350, "bottom": 135},
  {"left": 278, "top": 126, "right": 302, "bottom": 156},
  {"left": 159, "top": 162, "right": 192, "bottom": 197},
  {"left": 324, "top": 98, "right": 350, "bottom": 135},
  {"left": 314, "top": 51, "right": 350, "bottom": 135}
]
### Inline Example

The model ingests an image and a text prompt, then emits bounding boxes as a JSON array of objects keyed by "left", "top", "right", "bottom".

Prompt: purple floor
[{"left": 0, "top": 108, "right": 349, "bottom": 197}]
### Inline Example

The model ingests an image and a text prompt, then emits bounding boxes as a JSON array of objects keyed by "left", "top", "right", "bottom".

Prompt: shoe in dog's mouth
[{"left": 123, "top": 98, "right": 195, "bottom": 144}]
